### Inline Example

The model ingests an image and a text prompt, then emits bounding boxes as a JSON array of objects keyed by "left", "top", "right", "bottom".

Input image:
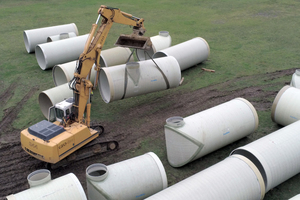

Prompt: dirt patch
[
  {"left": 0, "top": 68, "right": 296, "bottom": 199},
  {"left": 0, "top": 86, "right": 39, "bottom": 135}
]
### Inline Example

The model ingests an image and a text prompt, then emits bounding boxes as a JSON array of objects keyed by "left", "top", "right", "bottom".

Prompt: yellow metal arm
[{"left": 70, "top": 5, "right": 149, "bottom": 126}]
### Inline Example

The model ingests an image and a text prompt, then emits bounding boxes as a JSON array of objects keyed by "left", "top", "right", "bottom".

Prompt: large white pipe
[
  {"left": 165, "top": 97, "right": 258, "bottom": 167},
  {"left": 47, "top": 32, "right": 77, "bottom": 42},
  {"left": 6, "top": 169, "right": 87, "bottom": 200},
  {"left": 146, "top": 155, "right": 265, "bottom": 200},
  {"left": 136, "top": 31, "right": 172, "bottom": 61},
  {"left": 52, "top": 47, "right": 134, "bottom": 86},
  {"left": 231, "top": 120, "right": 300, "bottom": 192},
  {"left": 290, "top": 194, "right": 300, "bottom": 200},
  {"left": 271, "top": 85, "right": 300, "bottom": 126},
  {"left": 153, "top": 37, "right": 210, "bottom": 71},
  {"left": 98, "top": 56, "right": 181, "bottom": 103},
  {"left": 39, "top": 83, "right": 73, "bottom": 118},
  {"left": 35, "top": 34, "right": 89, "bottom": 70},
  {"left": 86, "top": 152, "right": 167, "bottom": 200},
  {"left": 23, "top": 23, "right": 79, "bottom": 53}
]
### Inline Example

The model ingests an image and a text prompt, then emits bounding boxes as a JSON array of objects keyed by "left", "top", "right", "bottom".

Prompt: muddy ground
[{"left": 0, "top": 68, "right": 297, "bottom": 199}]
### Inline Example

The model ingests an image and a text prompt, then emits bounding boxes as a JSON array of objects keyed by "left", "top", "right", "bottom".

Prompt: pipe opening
[
  {"left": 159, "top": 31, "right": 169, "bottom": 37},
  {"left": 296, "top": 69, "right": 300, "bottom": 76},
  {"left": 152, "top": 51, "right": 168, "bottom": 59},
  {"left": 99, "top": 69, "right": 111, "bottom": 103},
  {"left": 86, "top": 163, "right": 108, "bottom": 182},
  {"left": 27, "top": 169, "right": 51, "bottom": 187},
  {"left": 100, "top": 55, "right": 107, "bottom": 67},
  {"left": 35, "top": 45, "right": 47, "bottom": 70},
  {"left": 231, "top": 149, "right": 267, "bottom": 190},
  {"left": 53, "top": 65, "right": 68, "bottom": 86},
  {"left": 23, "top": 31, "right": 31, "bottom": 53},
  {"left": 166, "top": 116, "right": 185, "bottom": 127},
  {"left": 39, "top": 92, "right": 53, "bottom": 118}
]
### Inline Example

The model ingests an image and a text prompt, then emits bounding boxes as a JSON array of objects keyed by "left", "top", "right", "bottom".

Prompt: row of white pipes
[
  {"left": 31, "top": 27, "right": 210, "bottom": 117},
  {"left": 8, "top": 87, "right": 300, "bottom": 199}
]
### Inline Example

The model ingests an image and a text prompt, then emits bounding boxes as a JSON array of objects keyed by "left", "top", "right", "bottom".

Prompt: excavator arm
[{"left": 69, "top": 5, "right": 151, "bottom": 126}]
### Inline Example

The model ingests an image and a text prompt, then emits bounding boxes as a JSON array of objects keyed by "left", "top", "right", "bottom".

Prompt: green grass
[{"left": 1, "top": 0, "right": 300, "bottom": 198}]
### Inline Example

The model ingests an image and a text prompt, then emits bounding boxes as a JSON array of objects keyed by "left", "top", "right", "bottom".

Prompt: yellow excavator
[{"left": 20, "top": 5, "right": 152, "bottom": 166}]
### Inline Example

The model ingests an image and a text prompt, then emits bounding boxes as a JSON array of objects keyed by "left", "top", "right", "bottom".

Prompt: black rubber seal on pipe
[{"left": 231, "top": 149, "right": 267, "bottom": 190}]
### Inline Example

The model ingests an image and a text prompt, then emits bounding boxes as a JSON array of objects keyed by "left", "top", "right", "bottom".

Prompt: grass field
[{"left": 1, "top": 0, "right": 300, "bottom": 199}]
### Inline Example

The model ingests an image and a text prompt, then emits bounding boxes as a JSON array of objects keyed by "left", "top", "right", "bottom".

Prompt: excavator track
[{"left": 47, "top": 124, "right": 119, "bottom": 169}]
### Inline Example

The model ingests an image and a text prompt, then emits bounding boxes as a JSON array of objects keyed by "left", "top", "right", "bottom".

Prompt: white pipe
[
  {"left": 6, "top": 171, "right": 86, "bottom": 200},
  {"left": 136, "top": 31, "right": 172, "bottom": 61},
  {"left": 52, "top": 61, "right": 77, "bottom": 86},
  {"left": 271, "top": 85, "right": 300, "bottom": 126},
  {"left": 86, "top": 152, "right": 167, "bottom": 200},
  {"left": 23, "top": 23, "right": 79, "bottom": 53},
  {"left": 290, "top": 69, "right": 300, "bottom": 88},
  {"left": 100, "top": 47, "right": 134, "bottom": 67},
  {"left": 98, "top": 56, "right": 181, "bottom": 103},
  {"left": 165, "top": 98, "right": 258, "bottom": 167},
  {"left": 231, "top": 120, "right": 300, "bottom": 192},
  {"left": 52, "top": 47, "right": 134, "bottom": 86},
  {"left": 47, "top": 32, "right": 77, "bottom": 42},
  {"left": 290, "top": 194, "right": 300, "bottom": 200},
  {"left": 39, "top": 83, "right": 73, "bottom": 118},
  {"left": 35, "top": 34, "right": 89, "bottom": 70},
  {"left": 153, "top": 37, "right": 210, "bottom": 71},
  {"left": 146, "top": 155, "right": 265, "bottom": 200}
]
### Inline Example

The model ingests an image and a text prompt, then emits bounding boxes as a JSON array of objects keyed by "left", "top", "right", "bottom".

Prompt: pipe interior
[
  {"left": 35, "top": 45, "right": 47, "bottom": 70},
  {"left": 38, "top": 93, "right": 53, "bottom": 118},
  {"left": 99, "top": 70, "right": 111, "bottom": 103},
  {"left": 86, "top": 163, "right": 108, "bottom": 182},
  {"left": 23, "top": 31, "right": 30, "bottom": 53},
  {"left": 152, "top": 51, "right": 167, "bottom": 59},
  {"left": 100, "top": 55, "right": 107, "bottom": 67},
  {"left": 231, "top": 149, "right": 267, "bottom": 189},
  {"left": 28, "top": 169, "right": 50, "bottom": 182},
  {"left": 53, "top": 66, "right": 68, "bottom": 86},
  {"left": 136, "top": 48, "right": 155, "bottom": 61}
]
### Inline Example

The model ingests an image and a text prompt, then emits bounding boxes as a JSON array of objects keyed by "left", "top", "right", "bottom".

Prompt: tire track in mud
[
  {"left": 0, "top": 85, "right": 41, "bottom": 199},
  {"left": 0, "top": 86, "right": 39, "bottom": 134}
]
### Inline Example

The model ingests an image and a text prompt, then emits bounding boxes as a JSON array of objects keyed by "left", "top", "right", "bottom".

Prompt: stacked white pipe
[
  {"left": 6, "top": 169, "right": 87, "bottom": 200},
  {"left": 23, "top": 23, "right": 79, "bottom": 53},
  {"left": 290, "top": 69, "right": 300, "bottom": 88},
  {"left": 39, "top": 83, "right": 73, "bottom": 118},
  {"left": 47, "top": 32, "right": 77, "bottom": 42},
  {"left": 136, "top": 31, "right": 172, "bottom": 61},
  {"left": 271, "top": 85, "right": 300, "bottom": 126},
  {"left": 86, "top": 152, "right": 167, "bottom": 200},
  {"left": 146, "top": 154, "right": 265, "bottom": 200},
  {"left": 98, "top": 56, "right": 181, "bottom": 103},
  {"left": 231, "top": 119, "right": 300, "bottom": 193},
  {"left": 52, "top": 47, "right": 134, "bottom": 86},
  {"left": 165, "top": 97, "right": 258, "bottom": 167},
  {"left": 153, "top": 37, "right": 210, "bottom": 71},
  {"left": 35, "top": 34, "right": 89, "bottom": 70}
]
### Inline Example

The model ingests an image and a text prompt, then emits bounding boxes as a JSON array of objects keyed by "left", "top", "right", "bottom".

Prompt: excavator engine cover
[{"left": 115, "top": 34, "right": 152, "bottom": 50}]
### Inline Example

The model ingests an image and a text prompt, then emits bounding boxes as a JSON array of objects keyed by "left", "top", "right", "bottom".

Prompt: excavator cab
[{"left": 48, "top": 97, "right": 74, "bottom": 123}]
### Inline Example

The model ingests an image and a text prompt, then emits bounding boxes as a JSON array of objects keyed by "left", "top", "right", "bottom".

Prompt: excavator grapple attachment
[{"left": 115, "top": 34, "right": 152, "bottom": 50}]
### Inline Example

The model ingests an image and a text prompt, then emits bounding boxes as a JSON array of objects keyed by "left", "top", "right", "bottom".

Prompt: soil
[{"left": 0, "top": 68, "right": 296, "bottom": 199}]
